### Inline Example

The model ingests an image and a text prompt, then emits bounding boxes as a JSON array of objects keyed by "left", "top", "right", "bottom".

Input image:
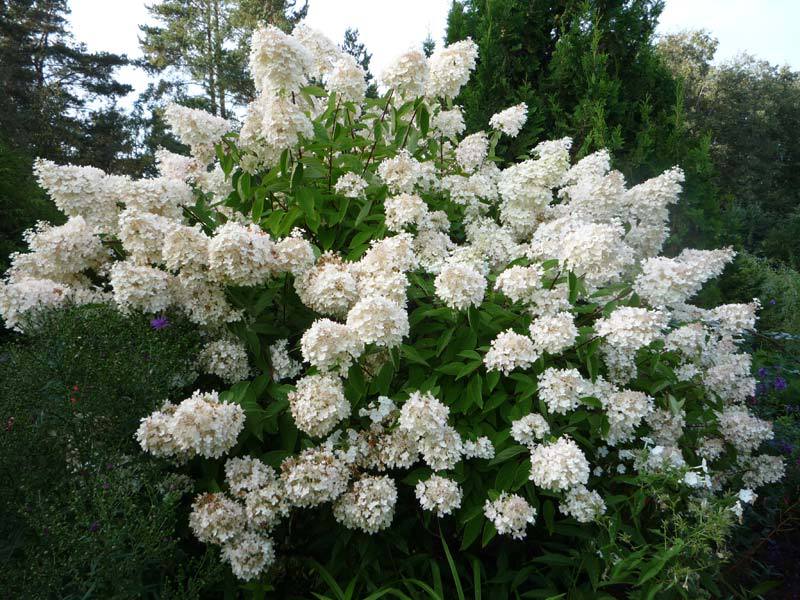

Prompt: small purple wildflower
[
  {"left": 769, "top": 299, "right": 777, "bottom": 305},
  {"left": 758, "top": 367, "right": 768, "bottom": 378},
  {"left": 88, "top": 521, "right": 100, "bottom": 532},
  {"left": 102, "top": 482, "right": 110, "bottom": 490},
  {"left": 150, "top": 315, "right": 170, "bottom": 330},
  {"left": 774, "top": 376, "right": 788, "bottom": 391}
]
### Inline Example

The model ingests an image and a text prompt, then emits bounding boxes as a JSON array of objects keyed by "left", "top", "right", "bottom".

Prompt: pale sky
[{"left": 67, "top": 0, "right": 800, "bottom": 107}]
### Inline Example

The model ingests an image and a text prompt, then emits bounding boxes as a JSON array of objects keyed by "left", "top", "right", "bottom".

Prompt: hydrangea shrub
[{"left": 0, "top": 23, "right": 785, "bottom": 593}]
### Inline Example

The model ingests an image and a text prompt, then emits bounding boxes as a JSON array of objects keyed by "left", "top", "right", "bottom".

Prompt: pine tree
[
  {"left": 341, "top": 27, "right": 377, "bottom": 98},
  {"left": 0, "top": 0, "right": 136, "bottom": 270},
  {"left": 423, "top": 33, "right": 436, "bottom": 57},
  {"left": 140, "top": 0, "right": 307, "bottom": 116}
]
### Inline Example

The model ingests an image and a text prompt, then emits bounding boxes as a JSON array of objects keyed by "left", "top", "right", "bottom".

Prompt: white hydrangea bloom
[
  {"left": 239, "top": 94, "right": 314, "bottom": 167},
  {"left": 419, "top": 424, "right": 464, "bottom": 470},
  {"left": 291, "top": 22, "right": 339, "bottom": 80},
  {"left": 244, "top": 481, "right": 290, "bottom": 529},
  {"left": 595, "top": 307, "right": 668, "bottom": 350},
  {"left": 537, "top": 368, "right": 593, "bottom": 415},
  {"left": 288, "top": 373, "right": 351, "bottom": 437},
  {"left": 345, "top": 296, "right": 409, "bottom": 347},
  {"left": 434, "top": 260, "right": 486, "bottom": 310},
  {"left": 199, "top": 338, "right": 251, "bottom": 384},
  {"left": 377, "top": 150, "right": 425, "bottom": 194},
  {"left": 109, "top": 260, "right": 172, "bottom": 314},
  {"left": 455, "top": 131, "right": 489, "bottom": 173},
  {"left": 510, "top": 414, "right": 551, "bottom": 446},
  {"left": 327, "top": 52, "right": 367, "bottom": 104},
  {"left": 716, "top": 406, "right": 773, "bottom": 454},
  {"left": 529, "top": 436, "right": 590, "bottom": 491},
  {"left": 601, "top": 390, "right": 654, "bottom": 446},
  {"left": 249, "top": 25, "right": 312, "bottom": 93},
  {"left": 560, "top": 485, "right": 606, "bottom": 523},
  {"left": 529, "top": 312, "right": 578, "bottom": 354},
  {"left": 484, "top": 492, "right": 536, "bottom": 539},
  {"left": 163, "top": 103, "right": 231, "bottom": 162},
  {"left": 162, "top": 224, "right": 209, "bottom": 273},
  {"left": 225, "top": 456, "right": 276, "bottom": 498},
  {"left": 494, "top": 265, "right": 544, "bottom": 304},
  {"left": 7, "top": 216, "right": 107, "bottom": 283},
  {"left": 118, "top": 209, "right": 175, "bottom": 265},
  {"left": 380, "top": 47, "right": 428, "bottom": 98},
  {"left": 463, "top": 436, "right": 495, "bottom": 459},
  {"left": 269, "top": 339, "right": 302, "bottom": 381},
  {"left": 741, "top": 454, "right": 785, "bottom": 488},
  {"left": 222, "top": 531, "right": 276, "bottom": 581},
  {"left": 280, "top": 447, "right": 350, "bottom": 507},
  {"left": 0, "top": 278, "right": 73, "bottom": 330},
  {"left": 208, "top": 222, "right": 276, "bottom": 286},
  {"left": 634, "top": 248, "right": 736, "bottom": 307},
  {"left": 432, "top": 107, "right": 466, "bottom": 140},
  {"left": 334, "top": 172, "right": 369, "bottom": 198},
  {"left": 415, "top": 475, "right": 462, "bottom": 516},
  {"left": 301, "top": 318, "right": 364, "bottom": 374},
  {"left": 398, "top": 391, "right": 450, "bottom": 437},
  {"left": 33, "top": 159, "right": 119, "bottom": 231},
  {"left": 333, "top": 475, "right": 397, "bottom": 534},
  {"left": 189, "top": 492, "right": 245, "bottom": 545},
  {"left": 484, "top": 329, "right": 539, "bottom": 375},
  {"left": 384, "top": 193, "right": 429, "bottom": 232},
  {"left": 295, "top": 255, "right": 359, "bottom": 316},
  {"left": 426, "top": 39, "right": 478, "bottom": 99},
  {"left": 489, "top": 103, "right": 528, "bottom": 137},
  {"left": 170, "top": 390, "right": 246, "bottom": 459}
]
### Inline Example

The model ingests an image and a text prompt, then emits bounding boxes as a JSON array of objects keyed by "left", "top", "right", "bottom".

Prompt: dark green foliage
[
  {"left": 0, "top": 304, "right": 218, "bottom": 599},
  {"left": 445, "top": 0, "right": 724, "bottom": 250},
  {"left": 0, "top": 0, "right": 141, "bottom": 270}
]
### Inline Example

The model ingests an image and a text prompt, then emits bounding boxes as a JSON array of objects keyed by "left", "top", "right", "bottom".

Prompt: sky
[{"left": 67, "top": 0, "right": 800, "bottom": 107}]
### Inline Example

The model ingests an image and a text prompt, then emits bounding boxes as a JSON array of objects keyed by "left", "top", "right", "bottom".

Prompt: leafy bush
[
  {"left": 0, "top": 305, "right": 221, "bottom": 598},
  {"left": 0, "top": 26, "right": 787, "bottom": 599}
]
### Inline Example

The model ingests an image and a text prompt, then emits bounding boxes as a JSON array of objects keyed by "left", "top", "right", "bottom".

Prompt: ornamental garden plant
[{"left": 0, "top": 22, "right": 786, "bottom": 598}]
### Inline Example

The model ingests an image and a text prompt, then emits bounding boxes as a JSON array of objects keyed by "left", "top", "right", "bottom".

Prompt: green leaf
[
  {"left": 481, "top": 520, "right": 496, "bottom": 547},
  {"left": 488, "top": 445, "right": 528, "bottom": 466},
  {"left": 296, "top": 187, "right": 320, "bottom": 232},
  {"left": 290, "top": 161, "right": 304, "bottom": 190},
  {"left": 460, "top": 516, "right": 482, "bottom": 550},
  {"left": 466, "top": 375, "right": 483, "bottom": 408},
  {"left": 401, "top": 344, "right": 430, "bottom": 366},
  {"left": 416, "top": 102, "right": 430, "bottom": 137},
  {"left": 439, "top": 525, "right": 465, "bottom": 600},
  {"left": 251, "top": 189, "right": 265, "bottom": 222},
  {"left": 542, "top": 500, "right": 555, "bottom": 534}
]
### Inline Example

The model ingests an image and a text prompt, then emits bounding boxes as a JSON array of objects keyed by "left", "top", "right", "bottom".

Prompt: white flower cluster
[
  {"left": 415, "top": 475, "right": 463, "bottom": 516},
  {"left": 188, "top": 456, "right": 287, "bottom": 581},
  {"left": 489, "top": 103, "right": 528, "bottom": 137},
  {"left": 136, "top": 391, "right": 245, "bottom": 460},
  {"left": 333, "top": 475, "right": 398, "bottom": 533},
  {"left": 529, "top": 436, "right": 591, "bottom": 492},
  {"left": 483, "top": 492, "right": 536, "bottom": 539},
  {"left": 164, "top": 103, "right": 232, "bottom": 163},
  {"left": 288, "top": 373, "right": 351, "bottom": 437},
  {"left": 199, "top": 338, "right": 251, "bottom": 384}
]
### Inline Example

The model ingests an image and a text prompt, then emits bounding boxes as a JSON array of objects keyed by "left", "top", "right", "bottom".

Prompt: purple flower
[
  {"left": 101, "top": 482, "right": 110, "bottom": 490},
  {"left": 150, "top": 315, "right": 170, "bottom": 330},
  {"left": 774, "top": 376, "right": 788, "bottom": 391},
  {"left": 88, "top": 521, "right": 100, "bottom": 532},
  {"left": 758, "top": 367, "right": 768, "bottom": 378},
  {"left": 769, "top": 299, "right": 777, "bottom": 305}
]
